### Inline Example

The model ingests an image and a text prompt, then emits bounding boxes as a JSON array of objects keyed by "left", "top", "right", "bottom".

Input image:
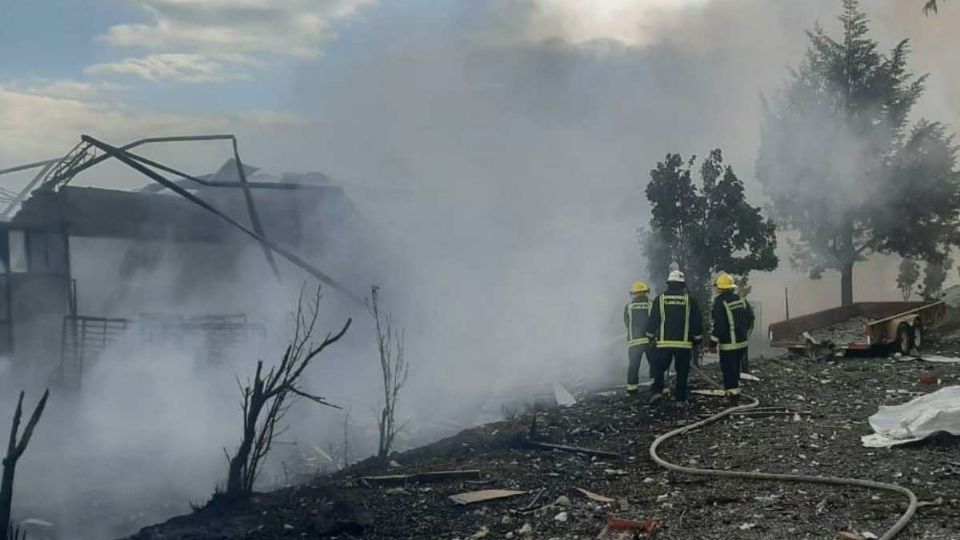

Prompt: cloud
[
  {"left": 0, "top": 87, "right": 304, "bottom": 172},
  {"left": 86, "top": 53, "right": 258, "bottom": 83},
  {"left": 99, "top": 0, "right": 376, "bottom": 58},
  {"left": 520, "top": 0, "right": 714, "bottom": 46},
  {"left": 6, "top": 79, "right": 128, "bottom": 100}
]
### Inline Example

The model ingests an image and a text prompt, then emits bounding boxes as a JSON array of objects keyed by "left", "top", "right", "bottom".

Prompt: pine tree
[{"left": 757, "top": 0, "right": 960, "bottom": 305}]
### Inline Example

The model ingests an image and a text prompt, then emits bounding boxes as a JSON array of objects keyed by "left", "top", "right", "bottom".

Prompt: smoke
[{"left": 3, "top": 1, "right": 960, "bottom": 538}]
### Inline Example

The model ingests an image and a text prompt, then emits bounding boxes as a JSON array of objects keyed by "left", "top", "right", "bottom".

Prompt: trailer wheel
[
  {"left": 912, "top": 319, "right": 924, "bottom": 352},
  {"left": 896, "top": 323, "right": 914, "bottom": 356}
]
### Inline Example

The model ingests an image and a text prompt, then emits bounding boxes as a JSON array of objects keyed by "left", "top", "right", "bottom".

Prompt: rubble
[
  {"left": 122, "top": 355, "right": 960, "bottom": 539},
  {"left": 804, "top": 316, "right": 872, "bottom": 345}
]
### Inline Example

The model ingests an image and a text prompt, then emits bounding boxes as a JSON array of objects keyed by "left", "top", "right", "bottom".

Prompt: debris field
[
  {"left": 804, "top": 317, "right": 873, "bottom": 345},
  {"left": 123, "top": 353, "right": 960, "bottom": 540}
]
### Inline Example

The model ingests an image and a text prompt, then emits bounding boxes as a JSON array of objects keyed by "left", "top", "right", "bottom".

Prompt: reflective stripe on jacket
[
  {"left": 624, "top": 299, "right": 651, "bottom": 347},
  {"left": 710, "top": 291, "right": 755, "bottom": 351},
  {"left": 645, "top": 287, "right": 703, "bottom": 349}
]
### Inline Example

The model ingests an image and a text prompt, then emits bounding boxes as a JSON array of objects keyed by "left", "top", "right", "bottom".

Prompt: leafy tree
[
  {"left": 922, "top": 254, "right": 952, "bottom": 298},
  {"left": 642, "top": 150, "right": 778, "bottom": 318},
  {"left": 897, "top": 257, "right": 920, "bottom": 300},
  {"left": 757, "top": 0, "right": 960, "bottom": 305}
]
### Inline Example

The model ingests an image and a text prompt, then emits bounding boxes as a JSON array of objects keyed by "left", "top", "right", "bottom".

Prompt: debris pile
[
  {"left": 123, "top": 354, "right": 960, "bottom": 539},
  {"left": 803, "top": 317, "right": 872, "bottom": 345}
]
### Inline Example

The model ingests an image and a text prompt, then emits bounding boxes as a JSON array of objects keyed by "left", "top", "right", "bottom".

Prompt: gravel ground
[{"left": 123, "top": 353, "right": 960, "bottom": 540}]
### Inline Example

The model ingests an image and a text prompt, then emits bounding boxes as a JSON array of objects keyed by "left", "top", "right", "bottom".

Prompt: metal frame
[{"left": 0, "top": 134, "right": 363, "bottom": 305}]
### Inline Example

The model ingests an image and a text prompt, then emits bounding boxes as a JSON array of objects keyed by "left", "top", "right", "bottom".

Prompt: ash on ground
[{"left": 123, "top": 353, "right": 960, "bottom": 540}]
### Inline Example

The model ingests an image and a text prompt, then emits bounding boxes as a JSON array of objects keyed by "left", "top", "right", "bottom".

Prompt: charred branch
[
  {"left": 223, "top": 286, "right": 350, "bottom": 501},
  {"left": 1, "top": 390, "right": 50, "bottom": 536}
]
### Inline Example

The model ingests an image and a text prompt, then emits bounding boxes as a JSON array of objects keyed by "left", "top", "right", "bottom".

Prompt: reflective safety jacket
[
  {"left": 624, "top": 296, "right": 651, "bottom": 348},
  {"left": 645, "top": 285, "right": 703, "bottom": 349},
  {"left": 710, "top": 290, "right": 755, "bottom": 351}
]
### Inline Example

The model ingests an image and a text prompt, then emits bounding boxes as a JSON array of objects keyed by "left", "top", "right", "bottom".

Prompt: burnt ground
[{"left": 123, "top": 351, "right": 960, "bottom": 540}]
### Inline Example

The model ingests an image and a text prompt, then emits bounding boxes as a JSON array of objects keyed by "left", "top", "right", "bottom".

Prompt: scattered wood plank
[
  {"left": 576, "top": 487, "right": 615, "bottom": 503},
  {"left": 449, "top": 489, "right": 527, "bottom": 506},
  {"left": 415, "top": 470, "right": 482, "bottom": 483},
  {"left": 360, "top": 474, "right": 408, "bottom": 486},
  {"left": 528, "top": 441, "right": 620, "bottom": 459},
  {"left": 362, "top": 469, "right": 481, "bottom": 486}
]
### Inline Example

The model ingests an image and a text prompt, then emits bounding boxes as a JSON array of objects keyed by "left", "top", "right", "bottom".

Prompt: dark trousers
[
  {"left": 651, "top": 347, "right": 692, "bottom": 401},
  {"left": 719, "top": 348, "right": 747, "bottom": 392},
  {"left": 627, "top": 345, "right": 648, "bottom": 387}
]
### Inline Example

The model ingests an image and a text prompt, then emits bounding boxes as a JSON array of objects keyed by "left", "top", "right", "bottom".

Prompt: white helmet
[{"left": 667, "top": 270, "right": 685, "bottom": 283}]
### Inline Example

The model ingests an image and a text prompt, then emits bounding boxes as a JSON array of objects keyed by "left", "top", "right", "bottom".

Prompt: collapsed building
[{"left": 0, "top": 135, "right": 374, "bottom": 387}]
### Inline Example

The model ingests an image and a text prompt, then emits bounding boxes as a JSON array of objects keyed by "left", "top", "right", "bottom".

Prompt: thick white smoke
[{"left": 2, "top": 1, "right": 959, "bottom": 538}]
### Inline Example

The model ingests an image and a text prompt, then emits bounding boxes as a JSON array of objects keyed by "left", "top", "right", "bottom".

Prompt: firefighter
[
  {"left": 624, "top": 281, "right": 652, "bottom": 394},
  {"left": 708, "top": 272, "right": 755, "bottom": 404},
  {"left": 645, "top": 270, "right": 703, "bottom": 405}
]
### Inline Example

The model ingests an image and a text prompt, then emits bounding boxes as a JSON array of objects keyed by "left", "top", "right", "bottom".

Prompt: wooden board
[
  {"left": 449, "top": 489, "right": 527, "bottom": 506},
  {"left": 576, "top": 487, "right": 615, "bottom": 503}
]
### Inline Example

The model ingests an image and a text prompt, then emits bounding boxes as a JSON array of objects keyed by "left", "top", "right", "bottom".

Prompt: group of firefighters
[{"left": 623, "top": 270, "right": 754, "bottom": 406}]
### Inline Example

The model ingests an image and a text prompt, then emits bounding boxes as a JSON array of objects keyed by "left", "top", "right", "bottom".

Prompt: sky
[{"left": 0, "top": 1, "right": 956, "bottom": 171}]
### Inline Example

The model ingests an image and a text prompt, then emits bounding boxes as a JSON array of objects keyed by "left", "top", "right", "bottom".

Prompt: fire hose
[{"left": 648, "top": 391, "right": 918, "bottom": 540}]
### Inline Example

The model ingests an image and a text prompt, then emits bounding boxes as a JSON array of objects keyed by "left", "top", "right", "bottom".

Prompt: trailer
[{"left": 768, "top": 301, "right": 946, "bottom": 355}]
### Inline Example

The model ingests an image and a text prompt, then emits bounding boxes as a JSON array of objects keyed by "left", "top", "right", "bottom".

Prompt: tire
[
  {"left": 896, "top": 323, "right": 914, "bottom": 356},
  {"left": 912, "top": 319, "right": 924, "bottom": 352}
]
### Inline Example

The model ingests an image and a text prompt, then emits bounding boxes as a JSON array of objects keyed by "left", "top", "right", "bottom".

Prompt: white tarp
[
  {"left": 916, "top": 355, "right": 960, "bottom": 364},
  {"left": 862, "top": 386, "right": 960, "bottom": 447}
]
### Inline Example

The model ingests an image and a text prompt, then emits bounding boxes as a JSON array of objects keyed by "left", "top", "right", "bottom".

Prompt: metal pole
[
  {"left": 80, "top": 135, "right": 364, "bottom": 306},
  {"left": 784, "top": 287, "right": 790, "bottom": 320}
]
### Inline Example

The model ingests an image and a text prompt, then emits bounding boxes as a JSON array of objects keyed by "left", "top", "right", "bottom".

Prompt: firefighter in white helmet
[{"left": 645, "top": 270, "right": 703, "bottom": 405}]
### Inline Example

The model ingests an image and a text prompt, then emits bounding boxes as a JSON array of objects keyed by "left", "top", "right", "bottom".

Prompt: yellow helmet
[
  {"left": 715, "top": 272, "right": 736, "bottom": 290},
  {"left": 630, "top": 281, "right": 650, "bottom": 294}
]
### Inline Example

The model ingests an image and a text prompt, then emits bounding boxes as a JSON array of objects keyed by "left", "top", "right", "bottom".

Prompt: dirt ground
[{"left": 123, "top": 350, "right": 960, "bottom": 540}]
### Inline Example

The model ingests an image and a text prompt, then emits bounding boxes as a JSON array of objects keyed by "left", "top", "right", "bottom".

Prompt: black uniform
[
  {"left": 646, "top": 282, "right": 703, "bottom": 401},
  {"left": 710, "top": 290, "right": 755, "bottom": 395},
  {"left": 623, "top": 295, "right": 651, "bottom": 392}
]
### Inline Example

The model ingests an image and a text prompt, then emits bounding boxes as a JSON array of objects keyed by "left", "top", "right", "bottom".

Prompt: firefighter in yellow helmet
[
  {"left": 624, "top": 280, "right": 652, "bottom": 394},
  {"left": 709, "top": 272, "right": 755, "bottom": 404},
  {"left": 645, "top": 270, "right": 703, "bottom": 405}
]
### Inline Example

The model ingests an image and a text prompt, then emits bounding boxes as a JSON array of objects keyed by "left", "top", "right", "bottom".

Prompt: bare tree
[
  {"left": 368, "top": 286, "right": 408, "bottom": 459},
  {"left": 223, "top": 287, "right": 351, "bottom": 500},
  {"left": 1, "top": 390, "right": 49, "bottom": 537}
]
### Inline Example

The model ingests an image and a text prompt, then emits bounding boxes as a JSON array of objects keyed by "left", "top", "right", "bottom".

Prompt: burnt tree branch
[
  {"left": 1, "top": 390, "right": 49, "bottom": 536},
  {"left": 223, "top": 286, "right": 350, "bottom": 501}
]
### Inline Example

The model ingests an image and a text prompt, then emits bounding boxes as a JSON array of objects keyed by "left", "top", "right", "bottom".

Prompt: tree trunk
[
  {"left": 0, "top": 455, "right": 15, "bottom": 536},
  {"left": 226, "top": 392, "right": 262, "bottom": 498},
  {"left": 841, "top": 262, "right": 854, "bottom": 306},
  {"left": 840, "top": 218, "right": 856, "bottom": 307}
]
